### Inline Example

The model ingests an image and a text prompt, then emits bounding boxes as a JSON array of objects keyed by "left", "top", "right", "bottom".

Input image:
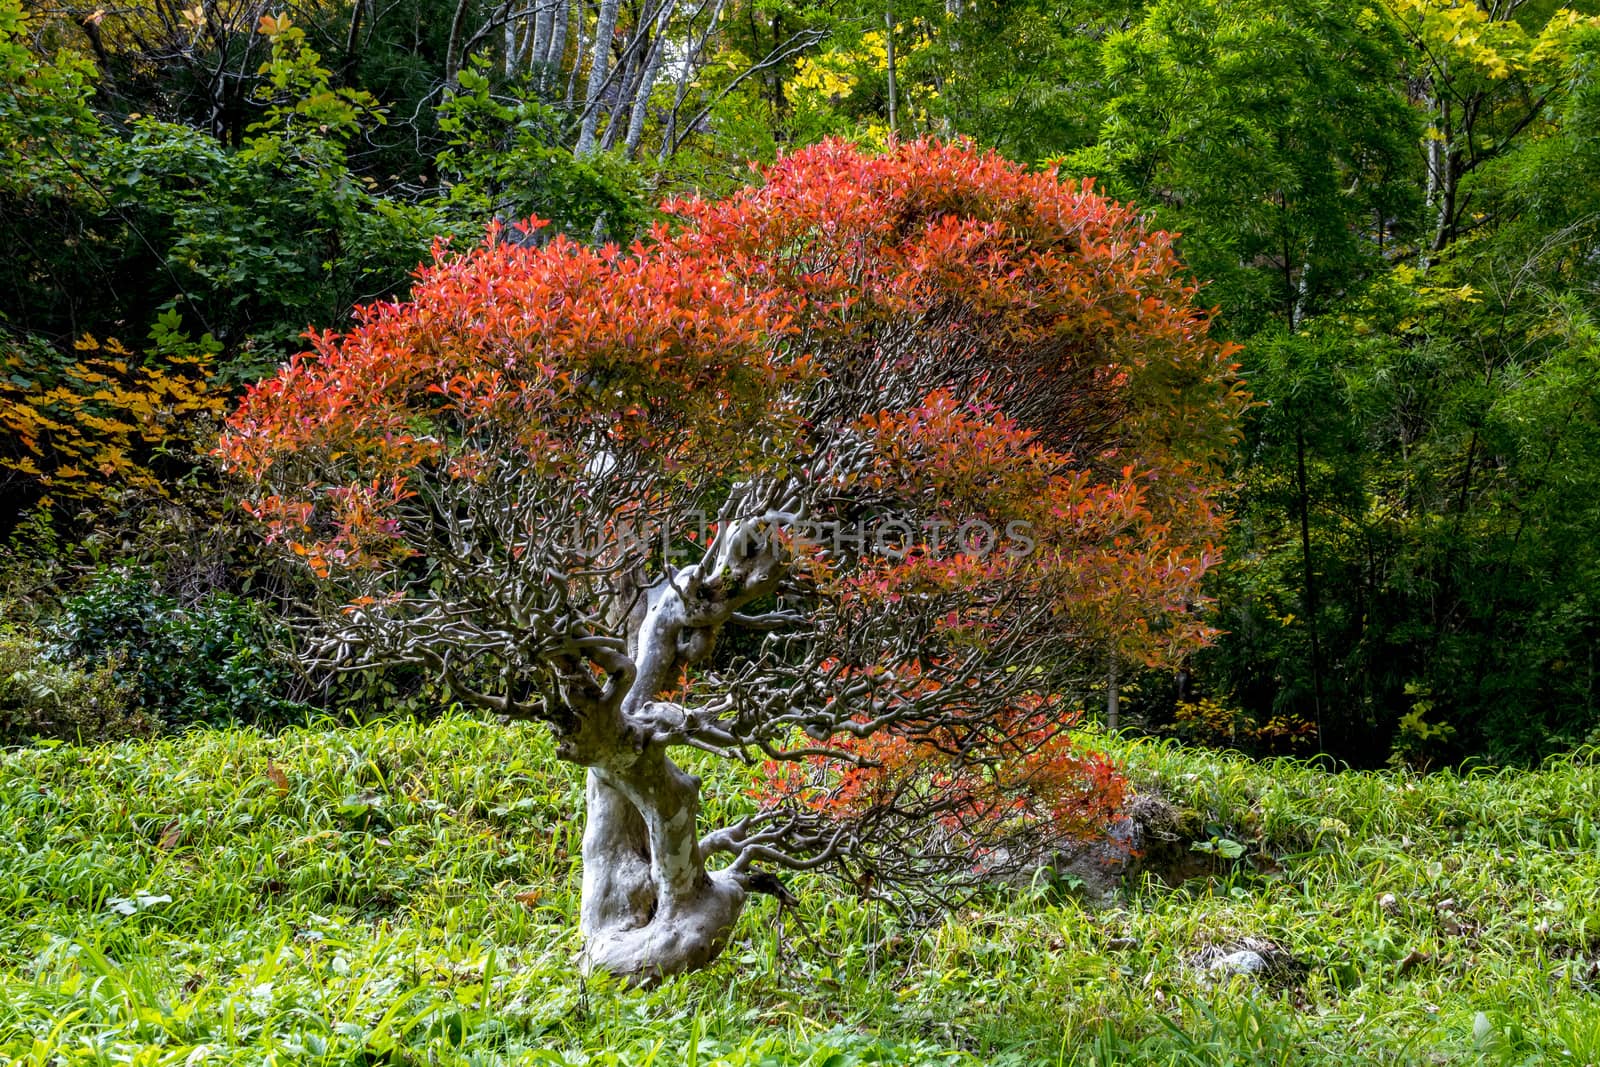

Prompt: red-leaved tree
[{"left": 219, "top": 139, "right": 1246, "bottom": 979}]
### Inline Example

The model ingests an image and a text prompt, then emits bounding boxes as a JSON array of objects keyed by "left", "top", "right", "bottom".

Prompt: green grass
[{"left": 1, "top": 714, "right": 1598, "bottom": 1065}]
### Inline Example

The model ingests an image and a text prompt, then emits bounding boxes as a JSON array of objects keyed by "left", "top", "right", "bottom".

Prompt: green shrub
[
  {"left": 51, "top": 568, "right": 311, "bottom": 733},
  {"left": 0, "top": 624, "right": 148, "bottom": 742}
]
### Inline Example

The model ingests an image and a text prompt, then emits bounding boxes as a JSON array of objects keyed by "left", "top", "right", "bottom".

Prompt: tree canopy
[{"left": 216, "top": 139, "right": 1244, "bottom": 977}]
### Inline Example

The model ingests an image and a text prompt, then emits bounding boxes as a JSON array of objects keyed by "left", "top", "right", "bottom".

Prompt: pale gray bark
[
  {"left": 564, "top": 1, "right": 587, "bottom": 108},
  {"left": 598, "top": 23, "right": 643, "bottom": 152},
  {"left": 542, "top": 0, "right": 570, "bottom": 93},
  {"left": 527, "top": 0, "right": 552, "bottom": 73},
  {"left": 1424, "top": 84, "right": 1453, "bottom": 266},
  {"left": 621, "top": 0, "right": 678, "bottom": 157},
  {"left": 576, "top": 0, "right": 622, "bottom": 155},
  {"left": 884, "top": 3, "right": 897, "bottom": 139},
  {"left": 579, "top": 757, "right": 746, "bottom": 976},
  {"left": 443, "top": 0, "right": 473, "bottom": 90},
  {"left": 566, "top": 501, "right": 794, "bottom": 978},
  {"left": 659, "top": 0, "right": 726, "bottom": 162}
]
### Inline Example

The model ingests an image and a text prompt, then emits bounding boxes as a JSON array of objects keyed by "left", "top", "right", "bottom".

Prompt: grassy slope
[{"left": 1, "top": 714, "right": 1597, "bottom": 1066}]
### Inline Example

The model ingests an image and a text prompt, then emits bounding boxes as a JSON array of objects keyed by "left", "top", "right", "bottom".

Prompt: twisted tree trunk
[
  {"left": 570, "top": 509, "right": 787, "bottom": 979},
  {"left": 579, "top": 762, "right": 746, "bottom": 977}
]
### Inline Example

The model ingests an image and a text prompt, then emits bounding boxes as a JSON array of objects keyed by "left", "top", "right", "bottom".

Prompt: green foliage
[
  {"left": 0, "top": 8, "right": 442, "bottom": 374},
  {"left": 51, "top": 569, "right": 311, "bottom": 734},
  {"left": 1066, "top": 0, "right": 1421, "bottom": 334},
  {"left": 1392, "top": 684, "right": 1457, "bottom": 772},
  {"left": 704, "top": 0, "right": 1600, "bottom": 767},
  {"left": 0, "top": 624, "right": 147, "bottom": 743},
  {"left": 240, "top": 15, "right": 383, "bottom": 170},
  {"left": 0, "top": 0, "right": 98, "bottom": 199},
  {"left": 435, "top": 63, "right": 646, "bottom": 239},
  {"left": 1, "top": 0, "right": 1598, "bottom": 767},
  {"left": 98, "top": 111, "right": 443, "bottom": 370}
]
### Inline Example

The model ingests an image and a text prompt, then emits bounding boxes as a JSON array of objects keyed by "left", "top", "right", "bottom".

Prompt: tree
[
  {"left": 219, "top": 139, "right": 1244, "bottom": 979},
  {"left": 1188, "top": 16, "right": 1600, "bottom": 765},
  {"left": 1069, "top": 0, "right": 1420, "bottom": 335}
]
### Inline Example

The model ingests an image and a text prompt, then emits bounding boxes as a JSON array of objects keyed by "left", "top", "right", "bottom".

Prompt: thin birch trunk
[
  {"left": 542, "top": 0, "right": 570, "bottom": 93},
  {"left": 883, "top": 2, "right": 897, "bottom": 139},
  {"left": 576, "top": 0, "right": 622, "bottom": 155},
  {"left": 564, "top": 0, "right": 588, "bottom": 109},
  {"left": 624, "top": 0, "right": 678, "bottom": 157},
  {"left": 527, "top": 0, "right": 552, "bottom": 73},
  {"left": 442, "top": 0, "right": 472, "bottom": 91},
  {"left": 659, "top": 0, "right": 725, "bottom": 162},
  {"left": 599, "top": 11, "right": 646, "bottom": 152}
]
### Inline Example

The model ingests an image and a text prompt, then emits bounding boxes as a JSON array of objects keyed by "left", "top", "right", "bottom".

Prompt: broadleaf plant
[{"left": 220, "top": 139, "right": 1246, "bottom": 980}]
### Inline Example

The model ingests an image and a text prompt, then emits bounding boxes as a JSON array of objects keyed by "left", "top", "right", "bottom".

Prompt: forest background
[{"left": 4, "top": 0, "right": 1600, "bottom": 769}]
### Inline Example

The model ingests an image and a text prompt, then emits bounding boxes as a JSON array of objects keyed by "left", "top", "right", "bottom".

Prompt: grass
[{"left": 0, "top": 713, "right": 1597, "bottom": 1065}]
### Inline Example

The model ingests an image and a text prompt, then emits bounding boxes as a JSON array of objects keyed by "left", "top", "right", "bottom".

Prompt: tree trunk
[
  {"left": 542, "top": 0, "right": 570, "bottom": 94},
  {"left": 342, "top": 0, "right": 368, "bottom": 81},
  {"left": 1295, "top": 427, "right": 1325, "bottom": 751},
  {"left": 1105, "top": 657, "right": 1119, "bottom": 733},
  {"left": 564, "top": 2, "right": 588, "bottom": 109},
  {"left": 443, "top": 0, "right": 473, "bottom": 91},
  {"left": 528, "top": 0, "right": 553, "bottom": 74},
  {"left": 578, "top": 761, "right": 747, "bottom": 979},
  {"left": 571, "top": 518, "right": 789, "bottom": 980},
  {"left": 1424, "top": 80, "right": 1457, "bottom": 264},
  {"left": 598, "top": 15, "right": 647, "bottom": 152},
  {"left": 623, "top": 0, "right": 678, "bottom": 157},
  {"left": 659, "top": 0, "right": 727, "bottom": 162},
  {"left": 884, "top": 2, "right": 898, "bottom": 139},
  {"left": 576, "top": 0, "right": 622, "bottom": 155}
]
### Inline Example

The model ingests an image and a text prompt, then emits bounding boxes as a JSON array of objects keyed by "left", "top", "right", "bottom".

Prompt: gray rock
[
  {"left": 1208, "top": 949, "right": 1268, "bottom": 975},
  {"left": 980, "top": 791, "right": 1214, "bottom": 905},
  {"left": 1191, "top": 937, "right": 1299, "bottom": 983}
]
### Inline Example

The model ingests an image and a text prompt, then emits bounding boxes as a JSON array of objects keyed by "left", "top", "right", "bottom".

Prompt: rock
[
  {"left": 981, "top": 791, "right": 1216, "bottom": 904},
  {"left": 1208, "top": 949, "right": 1268, "bottom": 976},
  {"left": 1192, "top": 936, "right": 1299, "bottom": 983},
  {"left": 1048, "top": 811, "right": 1144, "bottom": 902}
]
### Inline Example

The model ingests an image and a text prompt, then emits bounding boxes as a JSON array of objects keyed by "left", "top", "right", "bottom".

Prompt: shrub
[
  {"left": 0, "top": 625, "right": 149, "bottom": 743},
  {"left": 219, "top": 138, "right": 1245, "bottom": 978},
  {"left": 1168, "top": 697, "right": 1316, "bottom": 756},
  {"left": 51, "top": 569, "right": 310, "bottom": 733}
]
